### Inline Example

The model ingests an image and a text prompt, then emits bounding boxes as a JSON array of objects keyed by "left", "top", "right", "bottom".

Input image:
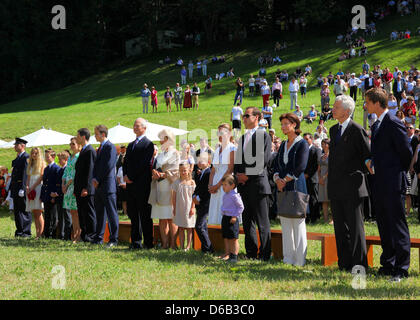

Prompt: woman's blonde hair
[{"left": 27, "top": 147, "right": 45, "bottom": 175}]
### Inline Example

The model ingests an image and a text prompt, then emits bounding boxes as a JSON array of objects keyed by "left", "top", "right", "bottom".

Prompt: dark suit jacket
[
  {"left": 56, "top": 166, "right": 65, "bottom": 202},
  {"left": 40, "top": 163, "right": 61, "bottom": 203},
  {"left": 364, "top": 77, "right": 374, "bottom": 91},
  {"left": 392, "top": 79, "right": 406, "bottom": 94},
  {"left": 123, "top": 136, "right": 154, "bottom": 193},
  {"left": 305, "top": 145, "right": 321, "bottom": 184},
  {"left": 74, "top": 144, "right": 97, "bottom": 196},
  {"left": 10, "top": 152, "right": 29, "bottom": 198},
  {"left": 270, "top": 139, "right": 309, "bottom": 192},
  {"left": 234, "top": 129, "right": 271, "bottom": 195},
  {"left": 328, "top": 120, "right": 371, "bottom": 200},
  {"left": 371, "top": 112, "right": 412, "bottom": 195},
  {"left": 193, "top": 167, "right": 211, "bottom": 209},
  {"left": 409, "top": 135, "right": 419, "bottom": 154},
  {"left": 93, "top": 140, "right": 117, "bottom": 194}
]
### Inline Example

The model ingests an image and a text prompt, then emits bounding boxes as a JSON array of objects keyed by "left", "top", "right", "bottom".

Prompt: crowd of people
[{"left": 3, "top": 84, "right": 418, "bottom": 281}]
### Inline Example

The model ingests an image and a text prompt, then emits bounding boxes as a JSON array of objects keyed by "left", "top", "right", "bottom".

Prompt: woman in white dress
[
  {"left": 149, "top": 129, "right": 180, "bottom": 249},
  {"left": 208, "top": 123, "right": 237, "bottom": 228},
  {"left": 26, "top": 147, "right": 45, "bottom": 239}
]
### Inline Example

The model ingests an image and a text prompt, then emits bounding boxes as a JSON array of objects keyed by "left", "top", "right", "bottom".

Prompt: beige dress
[
  {"left": 149, "top": 148, "right": 180, "bottom": 219},
  {"left": 171, "top": 179, "right": 196, "bottom": 228}
]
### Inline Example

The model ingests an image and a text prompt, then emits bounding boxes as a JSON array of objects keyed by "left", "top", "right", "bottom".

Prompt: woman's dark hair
[{"left": 279, "top": 113, "right": 302, "bottom": 135}]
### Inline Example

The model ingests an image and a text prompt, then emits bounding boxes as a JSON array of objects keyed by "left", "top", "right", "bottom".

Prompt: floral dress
[{"left": 62, "top": 153, "right": 79, "bottom": 210}]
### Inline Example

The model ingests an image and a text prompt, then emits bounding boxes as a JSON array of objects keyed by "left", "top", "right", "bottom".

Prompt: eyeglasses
[
  {"left": 243, "top": 114, "right": 253, "bottom": 119},
  {"left": 407, "top": 127, "right": 414, "bottom": 130}
]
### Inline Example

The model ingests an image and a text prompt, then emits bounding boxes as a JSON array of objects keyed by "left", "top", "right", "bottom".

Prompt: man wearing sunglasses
[{"left": 234, "top": 107, "right": 272, "bottom": 261}]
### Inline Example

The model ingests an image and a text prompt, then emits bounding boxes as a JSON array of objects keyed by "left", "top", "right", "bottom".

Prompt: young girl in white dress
[
  {"left": 26, "top": 147, "right": 45, "bottom": 239},
  {"left": 171, "top": 162, "right": 196, "bottom": 251}
]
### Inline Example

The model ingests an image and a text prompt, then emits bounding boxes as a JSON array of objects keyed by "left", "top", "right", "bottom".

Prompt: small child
[
  {"left": 220, "top": 174, "right": 244, "bottom": 263},
  {"left": 172, "top": 163, "right": 196, "bottom": 251},
  {"left": 192, "top": 155, "right": 214, "bottom": 253}
]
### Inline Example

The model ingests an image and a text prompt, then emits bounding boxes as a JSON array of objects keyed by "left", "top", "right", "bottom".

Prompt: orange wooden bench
[
  {"left": 104, "top": 222, "right": 338, "bottom": 266},
  {"left": 366, "top": 235, "right": 420, "bottom": 270}
]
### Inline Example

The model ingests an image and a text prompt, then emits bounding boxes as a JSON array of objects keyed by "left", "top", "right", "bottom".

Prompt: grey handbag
[
  {"left": 275, "top": 142, "right": 309, "bottom": 219},
  {"left": 276, "top": 187, "right": 309, "bottom": 219}
]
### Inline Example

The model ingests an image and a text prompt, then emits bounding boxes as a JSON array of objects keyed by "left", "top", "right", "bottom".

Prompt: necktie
[
  {"left": 371, "top": 120, "right": 380, "bottom": 137},
  {"left": 335, "top": 125, "right": 342, "bottom": 144},
  {"left": 244, "top": 130, "right": 252, "bottom": 148},
  {"left": 132, "top": 138, "right": 140, "bottom": 151}
]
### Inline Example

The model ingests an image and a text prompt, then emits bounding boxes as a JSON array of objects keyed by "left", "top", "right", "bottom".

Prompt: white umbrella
[
  {"left": 145, "top": 122, "right": 189, "bottom": 142},
  {"left": 105, "top": 123, "right": 189, "bottom": 144},
  {"left": 0, "top": 127, "right": 74, "bottom": 148}
]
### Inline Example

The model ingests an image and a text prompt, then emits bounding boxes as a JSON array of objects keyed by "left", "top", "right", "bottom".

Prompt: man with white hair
[
  {"left": 327, "top": 95, "right": 372, "bottom": 272},
  {"left": 123, "top": 118, "right": 155, "bottom": 249}
]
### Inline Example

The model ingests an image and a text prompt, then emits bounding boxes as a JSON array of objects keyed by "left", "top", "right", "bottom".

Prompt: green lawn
[
  {"left": 0, "top": 208, "right": 419, "bottom": 300},
  {"left": 1, "top": 13, "right": 420, "bottom": 299}
]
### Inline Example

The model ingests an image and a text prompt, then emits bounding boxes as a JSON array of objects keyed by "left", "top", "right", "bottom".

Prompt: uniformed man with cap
[{"left": 10, "top": 138, "right": 32, "bottom": 237}]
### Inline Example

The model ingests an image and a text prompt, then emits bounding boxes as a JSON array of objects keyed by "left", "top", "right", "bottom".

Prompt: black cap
[{"left": 14, "top": 137, "right": 28, "bottom": 145}]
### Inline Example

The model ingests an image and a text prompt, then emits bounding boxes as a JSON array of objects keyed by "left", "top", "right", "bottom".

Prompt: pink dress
[{"left": 151, "top": 90, "right": 158, "bottom": 106}]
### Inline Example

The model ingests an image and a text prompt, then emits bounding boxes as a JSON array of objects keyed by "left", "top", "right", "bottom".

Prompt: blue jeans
[{"left": 234, "top": 91, "right": 243, "bottom": 105}]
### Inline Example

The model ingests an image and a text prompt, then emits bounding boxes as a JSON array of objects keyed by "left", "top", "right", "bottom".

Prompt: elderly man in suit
[
  {"left": 123, "top": 118, "right": 155, "bottom": 249},
  {"left": 328, "top": 95, "right": 372, "bottom": 272},
  {"left": 10, "top": 138, "right": 31, "bottom": 237},
  {"left": 74, "top": 128, "right": 97, "bottom": 243},
  {"left": 234, "top": 107, "right": 272, "bottom": 261},
  {"left": 365, "top": 87, "right": 412, "bottom": 282},
  {"left": 92, "top": 125, "right": 119, "bottom": 247}
]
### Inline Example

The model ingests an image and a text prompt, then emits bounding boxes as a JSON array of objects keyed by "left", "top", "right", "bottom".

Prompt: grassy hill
[
  {"left": 0, "top": 13, "right": 419, "bottom": 300},
  {"left": 1, "top": 13, "right": 420, "bottom": 166}
]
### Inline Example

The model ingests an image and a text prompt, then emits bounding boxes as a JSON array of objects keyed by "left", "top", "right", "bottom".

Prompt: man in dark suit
[
  {"left": 328, "top": 95, "right": 371, "bottom": 272},
  {"left": 193, "top": 154, "right": 214, "bottom": 253},
  {"left": 10, "top": 138, "right": 31, "bottom": 237},
  {"left": 92, "top": 125, "right": 119, "bottom": 247},
  {"left": 41, "top": 148, "right": 61, "bottom": 238},
  {"left": 392, "top": 74, "right": 406, "bottom": 106},
  {"left": 365, "top": 87, "right": 412, "bottom": 282},
  {"left": 74, "top": 128, "right": 97, "bottom": 243},
  {"left": 123, "top": 118, "right": 155, "bottom": 249},
  {"left": 234, "top": 107, "right": 272, "bottom": 261},
  {"left": 303, "top": 133, "right": 322, "bottom": 223},
  {"left": 364, "top": 72, "right": 375, "bottom": 93}
]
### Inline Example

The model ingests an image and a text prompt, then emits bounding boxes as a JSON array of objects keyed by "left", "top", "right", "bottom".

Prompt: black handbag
[{"left": 275, "top": 142, "right": 309, "bottom": 219}]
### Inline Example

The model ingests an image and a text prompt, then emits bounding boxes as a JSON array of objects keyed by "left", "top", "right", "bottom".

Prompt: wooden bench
[
  {"left": 104, "top": 222, "right": 420, "bottom": 270},
  {"left": 104, "top": 222, "right": 338, "bottom": 266},
  {"left": 366, "top": 235, "right": 420, "bottom": 270}
]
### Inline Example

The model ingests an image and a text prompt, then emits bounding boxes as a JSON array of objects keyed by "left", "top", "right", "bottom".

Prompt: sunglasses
[
  {"left": 243, "top": 114, "right": 253, "bottom": 119},
  {"left": 407, "top": 127, "right": 414, "bottom": 130}
]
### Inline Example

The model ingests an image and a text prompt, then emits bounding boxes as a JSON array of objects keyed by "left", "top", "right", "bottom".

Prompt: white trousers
[
  {"left": 202, "top": 65, "right": 207, "bottom": 76},
  {"left": 280, "top": 216, "right": 307, "bottom": 266}
]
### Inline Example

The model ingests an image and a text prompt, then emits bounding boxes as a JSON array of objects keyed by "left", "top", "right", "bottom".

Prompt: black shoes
[{"left": 227, "top": 253, "right": 238, "bottom": 264}]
